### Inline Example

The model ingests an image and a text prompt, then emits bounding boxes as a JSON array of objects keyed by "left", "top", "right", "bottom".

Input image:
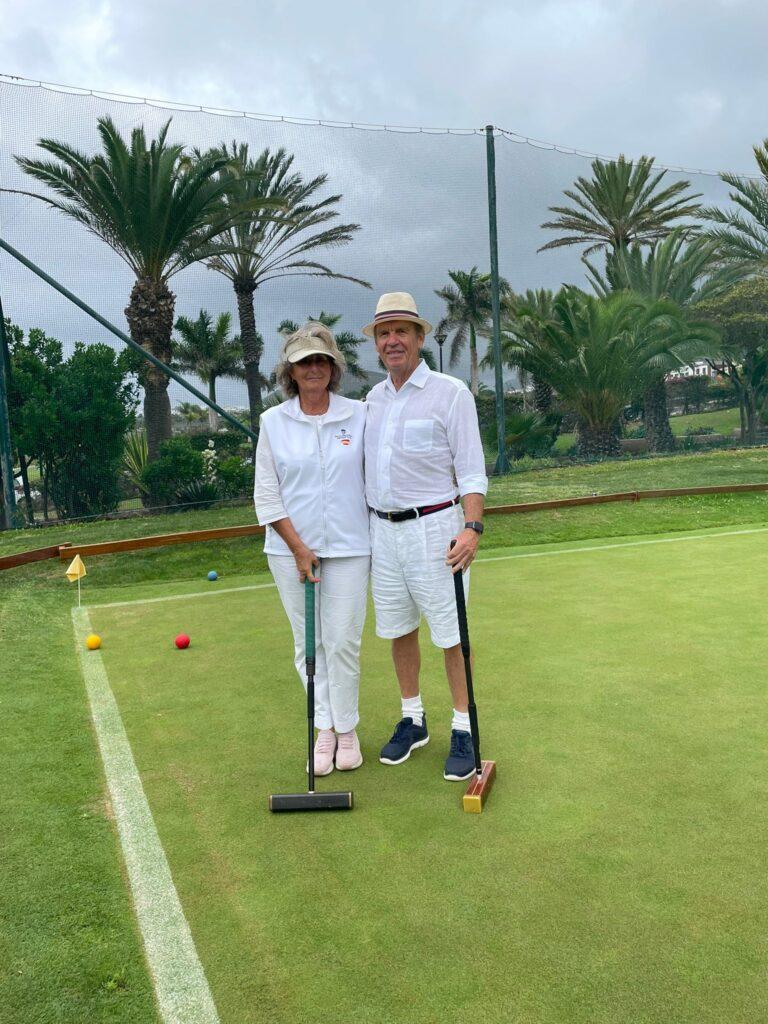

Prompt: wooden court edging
[
  {"left": 57, "top": 523, "right": 265, "bottom": 559},
  {"left": 0, "top": 542, "right": 71, "bottom": 570},
  {"left": 3, "top": 481, "right": 768, "bottom": 571}
]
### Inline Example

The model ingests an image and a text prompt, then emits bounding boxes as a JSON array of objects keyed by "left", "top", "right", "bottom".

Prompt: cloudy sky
[{"left": 0, "top": 0, "right": 765, "bottom": 401}]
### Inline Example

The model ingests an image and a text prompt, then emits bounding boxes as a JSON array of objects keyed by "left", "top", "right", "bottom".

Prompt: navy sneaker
[
  {"left": 443, "top": 730, "right": 476, "bottom": 781},
  {"left": 379, "top": 716, "right": 429, "bottom": 765}
]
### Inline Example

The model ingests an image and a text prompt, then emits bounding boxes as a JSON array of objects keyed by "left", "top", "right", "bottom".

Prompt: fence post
[
  {"left": 0, "top": 294, "right": 19, "bottom": 530},
  {"left": 485, "top": 125, "right": 509, "bottom": 475}
]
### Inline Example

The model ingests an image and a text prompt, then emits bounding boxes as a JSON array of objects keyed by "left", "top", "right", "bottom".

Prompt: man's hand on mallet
[{"left": 446, "top": 529, "right": 480, "bottom": 573}]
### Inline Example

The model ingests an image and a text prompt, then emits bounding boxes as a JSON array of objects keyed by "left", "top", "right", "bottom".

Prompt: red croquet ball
[{"left": 174, "top": 633, "right": 190, "bottom": 650}]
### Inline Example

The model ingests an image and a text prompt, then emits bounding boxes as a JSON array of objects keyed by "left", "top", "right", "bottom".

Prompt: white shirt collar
[
  {"left": 280, "top": 392, "right": 352, "bottom": 423},
  {"left": 385, "top": 359, "right": 430, "bottom": 394}
]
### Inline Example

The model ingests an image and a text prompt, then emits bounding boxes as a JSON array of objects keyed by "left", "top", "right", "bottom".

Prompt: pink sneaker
[
  {"left": 335, "top": 730, "right": 363, "bottom": 771},
  {"left": 309, "top": 729, "right": 336, "bottom": 776}
]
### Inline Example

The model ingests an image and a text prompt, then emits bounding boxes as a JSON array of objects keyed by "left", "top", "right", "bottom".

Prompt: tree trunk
[
  {"left": 643, "top": 376, "right": 676, "bottom": 452},
  {"left": 125, "top": 277, "right": 176, "bottom": 463},
  {"left": 739, "top": 390, "right": 747, "bottom": 441},
  {"left": 469, "top": 325, "right": 479, "bottom": 397},
  {"left": 234, "top": 276, "right": 262, "bottom": 437},
  {"left": 207, "top": 377, "right": 219, "bottom": 432},
  {"left": 576, "top": 418, "right": 621, "bottom": 459},
  {"left": 745, "top": 386, "right": 758, "bottom": 444},
  {"left": 532, "top": 376, "right": 553, "bottom": 414}
]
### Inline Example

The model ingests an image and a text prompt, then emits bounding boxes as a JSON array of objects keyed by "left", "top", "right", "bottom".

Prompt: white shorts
[{"left": 370, "top": 504, "right": 469, "bottom": 649}]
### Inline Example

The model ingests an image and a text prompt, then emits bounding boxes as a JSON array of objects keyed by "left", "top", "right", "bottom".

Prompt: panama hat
[
  {"left": 282, "top": 322, "right": 346, "bottom": 370},
  {"left": 362, "top": 292, "right": 433, "bottom": 337}
]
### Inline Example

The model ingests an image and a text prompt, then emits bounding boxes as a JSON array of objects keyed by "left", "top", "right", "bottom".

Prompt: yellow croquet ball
[{"left": 86, "top": 634, "right": 102, "bottom": 651}]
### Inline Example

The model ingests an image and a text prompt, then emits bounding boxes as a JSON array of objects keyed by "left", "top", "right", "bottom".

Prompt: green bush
[
  {"left": 216, "top": 455, "right": 252, "bottom": 498},
  {"left": 176, "top": 478, "right": 220, "bottom": 510},
  {"left": 141, "top": 437, "right": 205, "bottom": 507},
  {"left": 189, "top": 430, "right": 249, "bottom": 456},
  {"left": 684, "top": 426, "right": 716, "bottom": 436}
]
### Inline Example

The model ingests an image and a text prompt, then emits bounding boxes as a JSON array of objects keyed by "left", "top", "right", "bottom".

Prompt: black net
[{"left": 0, "top": 77, "right": 749, "bottom": 527}]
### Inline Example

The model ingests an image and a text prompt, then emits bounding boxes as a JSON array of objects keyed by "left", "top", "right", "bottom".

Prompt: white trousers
[{"left": 268, "top": 554, "right": 370, "bottom": 732}]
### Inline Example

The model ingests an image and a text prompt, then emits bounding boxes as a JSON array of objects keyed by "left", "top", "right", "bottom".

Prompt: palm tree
[
  {"left": 176, "top": 403, "right": 208, "bottom": 431},
  {"left": 204, "top": 143, "right": 370, "bottom": 432},
  {"left": 490, "top": 288, "right": 560, "bottom": 416},
  {"left": 702, "top": 139, "right": 768, "bottom": 269},
  {"left": 14, "top": 117, "right": 273, "bottom": 460},
  {"left": 540, "top": 155, "right": 702, "bottom": 257},
  {"left": 586, "top": 229, "right": 747, "bottom": 450},
  {"left": 508, "top": 289, "right": 719, "bottom": 458},
  {"left": 435, "top": 267, "right": 497, "bottom": 396},
  {"left": 173, "top": 310, "right": 245, "bottom": 430},
  {"left": 278, "top": 312, "right": 366, "bottom": 380}
]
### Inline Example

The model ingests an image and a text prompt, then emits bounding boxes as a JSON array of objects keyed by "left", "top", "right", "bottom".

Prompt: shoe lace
[
  {"left": 390, "top": 718, "right": 414, "bottom": 742},
  {"left": 316, "top": 731, "right": 336, "bottom": 752},
  {"left": 337, "top": 731, "right": 356, "bottom": 750},
  {"left": 450, "top": 731, "right": 472, "bottom": 757}
]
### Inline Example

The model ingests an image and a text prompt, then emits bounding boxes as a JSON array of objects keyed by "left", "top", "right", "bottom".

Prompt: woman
[{"left": 254, "top": 323, "right": 370, "bottom": 774}]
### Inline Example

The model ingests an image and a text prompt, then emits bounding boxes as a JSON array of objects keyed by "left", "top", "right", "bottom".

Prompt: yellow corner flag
[{"left": 65, "top": 555, "right": 87, "bottom": 582}]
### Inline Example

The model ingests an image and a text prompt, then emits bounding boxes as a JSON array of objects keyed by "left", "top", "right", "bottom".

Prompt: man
[{"left": 363, "top": 291, "right": 488, "bottom": 781}]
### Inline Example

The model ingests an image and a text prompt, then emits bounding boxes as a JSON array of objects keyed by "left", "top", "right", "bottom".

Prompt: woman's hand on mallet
[{"left": 294, "top": 544, "right": 320, "bottom": 583}]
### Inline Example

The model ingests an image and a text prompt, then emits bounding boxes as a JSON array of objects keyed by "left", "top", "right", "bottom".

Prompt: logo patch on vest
[{"left": 335, "top": 428, "right": 353, "bottom": 446}]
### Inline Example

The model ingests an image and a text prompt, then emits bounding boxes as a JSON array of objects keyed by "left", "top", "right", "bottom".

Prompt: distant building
[{"left": 666, "top": 360, "right": 718, "bottom": 381}]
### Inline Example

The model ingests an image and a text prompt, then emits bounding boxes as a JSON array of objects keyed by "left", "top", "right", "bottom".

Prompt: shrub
[
  {"left": 176, "top": 478, "right": 220, "bottom": 509},
  {"left": 141, "top": 437, "right": 205, "bottom": 507},
  {"left": 216, "top": 455, "right": 252, "bottom": 498},
  {"left": 188, "top": 430, "right": 249, "bottom": 456},
  {"left": 684, "top": 426, "right": 715, "bottom": 436}
]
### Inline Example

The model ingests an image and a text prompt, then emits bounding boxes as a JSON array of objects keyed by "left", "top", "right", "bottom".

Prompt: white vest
[{"left": 259, "top": 394, "right": 370, "bottom": 558}]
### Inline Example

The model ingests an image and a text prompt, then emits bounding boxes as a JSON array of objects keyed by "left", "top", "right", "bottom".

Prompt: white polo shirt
[{"left": 364, "top": 360, "right": 488, "bottom": 511}]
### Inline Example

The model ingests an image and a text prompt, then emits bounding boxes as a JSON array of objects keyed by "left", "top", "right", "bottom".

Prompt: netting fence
[{"left": 0, "top": 75, "right": 757, "bottom": 529}]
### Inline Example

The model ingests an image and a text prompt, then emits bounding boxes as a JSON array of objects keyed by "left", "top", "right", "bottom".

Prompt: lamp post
[{"left": 435, "top": 327, "right": 447, "bottom": 374}]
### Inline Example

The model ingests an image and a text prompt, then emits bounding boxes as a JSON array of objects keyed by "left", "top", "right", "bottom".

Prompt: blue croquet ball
[{"left": 207, "top": 570, "right": 218, "bottom": 582}]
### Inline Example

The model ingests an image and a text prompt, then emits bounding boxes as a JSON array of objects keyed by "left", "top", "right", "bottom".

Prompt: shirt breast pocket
[{"left": 402, "top": 419, "right": 434, "bottom": 453}]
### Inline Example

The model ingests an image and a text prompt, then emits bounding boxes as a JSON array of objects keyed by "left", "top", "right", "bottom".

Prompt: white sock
[
  {"left": 452, "top": 709, "right": 471, "bottom": 734},
  {"left": 401, "top": 694, "right": 424, "bottom": 727}
]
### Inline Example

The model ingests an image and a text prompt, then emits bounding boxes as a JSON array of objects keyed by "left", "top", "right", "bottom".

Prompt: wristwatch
[{"left": 465, "top": 521, "right": 484, "bottom": 535}]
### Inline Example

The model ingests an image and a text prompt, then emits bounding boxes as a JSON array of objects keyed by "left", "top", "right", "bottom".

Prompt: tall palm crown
[
  {"left": 173, "top": 310, "right": 244, "bottom": 429},
  {"left": 508, "top": 288, "right": 718, "bottom": 457},
  {"left": 14, "top": 117, "right": 270, "bottom": 459},
  {"left": 586, "top": 228, "right": 748, "bottom": 306},
  {"left": 204, "top": 142, "right": 369, "bottom": 430},
  {"left": 703, "top": 140, "right": 768, "bottom": 268},
  {"left": 435, "top": 267, "right": 497, "bottom": 396},
  {"left": 540, "top": 155, "right": 702, "bottom": 256}
]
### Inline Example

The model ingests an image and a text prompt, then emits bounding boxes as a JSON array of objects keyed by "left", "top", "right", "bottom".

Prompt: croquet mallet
[
  {"left": 452, "top": 549, "right": 496, "bottom": 813},
  {"left": 269, "top": 578, "right": 353, "bottom": 812}
]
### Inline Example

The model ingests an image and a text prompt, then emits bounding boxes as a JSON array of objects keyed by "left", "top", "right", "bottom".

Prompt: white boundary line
[
  {"left": 72, "top": 606, "right": 220, "bottom": 1024},
  {"left": 87, "top": 525, "right": 768, "bottom": 609},
  {"left": 90, "top": 580, "right": 276, "bottom": 610}
]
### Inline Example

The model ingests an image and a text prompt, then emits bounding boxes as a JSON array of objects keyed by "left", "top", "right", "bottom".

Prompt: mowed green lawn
[{"left": 82, "top": 526, "right": 768, "bottom": 1024}]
